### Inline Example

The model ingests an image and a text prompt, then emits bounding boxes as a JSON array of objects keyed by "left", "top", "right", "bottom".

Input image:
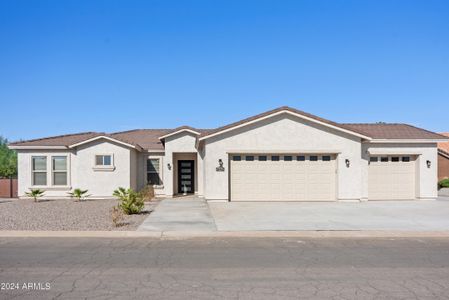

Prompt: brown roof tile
[
  {"left": 8, "top": 107, "right": 447, "bottom": 150},
  {"left": 341, "top": 124, "right": 447, "bottom": 140},
  {"left": 438, "top": 133, "right": 449, "bottom": 153}
]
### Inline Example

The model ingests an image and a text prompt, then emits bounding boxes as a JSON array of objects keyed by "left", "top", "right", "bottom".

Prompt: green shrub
[
  {"left": 139, "top": 185, "right": 155, "bottom": 202},
  {"left": 113, "top": 187, "right": 144, "bottom": 215},
  {"left": 68, "top": 188, "right": 89, "bottom": 201},
  {"left": 25, "top": 188, "right": 45, "bottom": 202},
  {"left": 439, "top": 178, "right": 449, "bottom": 189}
]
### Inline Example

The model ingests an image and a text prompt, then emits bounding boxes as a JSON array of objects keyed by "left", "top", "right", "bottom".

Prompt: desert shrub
[
  {"left": 439, "top": 178, "right": 449, "bottom": 189},
  {"left": 68, "top": 188, "right": 89, "bottom": 201},
  {"left": 113, "top": 187, "right": 144, "bottom": 215},
  {"left": 139, "top": 185, "right": 155, "bottom": 202},
  {"left": 110, "top": 205, "right": 124, "bottom": 227},
  {"left": 25, "top": 188, "right": 45, "bottom": 202}
]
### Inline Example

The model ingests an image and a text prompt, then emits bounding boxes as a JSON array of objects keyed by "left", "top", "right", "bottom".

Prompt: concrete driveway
[{"left": 209, "top": 197, "right": 449, "bottom": 231}]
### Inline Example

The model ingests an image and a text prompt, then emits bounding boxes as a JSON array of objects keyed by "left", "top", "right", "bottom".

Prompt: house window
[
  {"left": 297, "top": 156, "right": 305, "bottom": 161},
  {"left": 32, "top": 156, "right": 47, "bottom": 186},
  {"left": 245, "top": 156, "right": 254, "bottom": 161},
  {"left": 284, "top": 155, "right": 292, "bottom": 161},
  {"left": 232, "top": 156, "right": 241, "bottom": 161},
  {"left": 322, "top": 156, "right": 331, "bottom": 161},
  {"left": 147, "top": 158, "right": 162, "bottom": 185},
  {"left": 310, "top": 156, "right": 318, "bottom": 161},
  {"left": 271, "top": 155, "right": 280, "bottom": 161},
  {"left": 95, "top": 155, "right": 112, "bottom": 166},
  {"left": 258, "top": 156, "right": 267, "bottom": 161},
  {"left": 402, "top": 156, "right": 411, "bottom": 162},
  {"left": 52, "top": 156, "right": 67, "bottom": 186}
]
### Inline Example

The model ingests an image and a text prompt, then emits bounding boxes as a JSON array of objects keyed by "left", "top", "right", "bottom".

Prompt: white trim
[
  {"left": 438, "top": 150, "right": 449, "bottom": 159},
  {"left": 226, "top": 150, "right": 342, "bottom": 154},
  {"left": 368, "top": 150, "right": 423, "bottom": 155},
  {"left": 68, "top": 136, "right": 139, "bottom": 150},
  {"left": 9, "top": 145, "right": 67, "bottom": 150},
  {"left": 198, "top": 110, "right": 372, "bottom": 141},
  {"left": 366, "top": 139, "right": 447, "bottom": 144},
  {"left": 159, "top": 129, "right": 201, "bottom": 140}
]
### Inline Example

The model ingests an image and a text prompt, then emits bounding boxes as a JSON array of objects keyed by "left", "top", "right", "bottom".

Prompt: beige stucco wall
[
  {"left": 17, "top": 139, "right": 133, "bottom": 199},
  {"left": 17, "top": 149, "right": 75, "bottom": 198},
  {"left": 163, "top": 132, "right": 203, "bottom": 196},
  {"left": 362, "top": 143, "right": 438, "bottom": 199},
  {"left": 203, "top": 114, "right": 363, "bottom": 201}
]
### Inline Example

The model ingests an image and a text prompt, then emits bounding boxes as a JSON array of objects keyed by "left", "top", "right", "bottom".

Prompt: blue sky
[{"left": 1, "top": 0, "right": 448, "bottom": 142}]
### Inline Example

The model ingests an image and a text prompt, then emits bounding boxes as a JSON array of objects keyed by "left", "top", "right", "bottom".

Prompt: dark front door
[{"left": 178, "top": 160, "right": 194, "bottom": 194}]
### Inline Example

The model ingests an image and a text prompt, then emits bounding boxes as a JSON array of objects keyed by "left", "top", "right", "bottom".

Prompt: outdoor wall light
[
  {"left": 216, "top": 159, "right": 225, "bottom": 172},
  {"left": 167, "top": 163, "right": 171, "bottom": 170},
  {"left": 426, "top": 160, "right": 431, "bottom": 168},
  {"left": 345, "top": 159, "right": 350, "bottom": 168}
]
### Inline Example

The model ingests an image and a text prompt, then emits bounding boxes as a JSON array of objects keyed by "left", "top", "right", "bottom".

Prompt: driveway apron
[{"left": 138, "top": 196, "right": 217, "bottom": 231}]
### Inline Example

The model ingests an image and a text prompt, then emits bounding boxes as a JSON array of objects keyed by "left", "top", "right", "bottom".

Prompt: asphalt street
[{"left": 1, "top": 237, "right": 449, "bottom": 299}]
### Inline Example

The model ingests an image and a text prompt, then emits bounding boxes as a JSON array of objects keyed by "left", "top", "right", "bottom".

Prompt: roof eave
[
  {"left": 8, "top": 145, "right": 68, "bottom": 150},
  {"left": 365, "top": 139, "right": 448, "bottom": 144},
  {"left": 68, "top": 136, "right": 142, "bottom": 151},
  {"left": 158, "top": 129, "right": 201, "bottom": 140}
]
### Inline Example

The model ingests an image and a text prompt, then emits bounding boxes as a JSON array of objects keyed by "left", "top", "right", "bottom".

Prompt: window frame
[
  {"left": 146, "top": 157, "right": 163, "bottom": 187},
  {"left": 93, "top": 154, "right": 115, "bottom": 171},
  {"left": 31, "top": 156, "right": 47, "bottom": 186},
  {"left": 51, "top": 155, "right": 68, "bottom": 186}
]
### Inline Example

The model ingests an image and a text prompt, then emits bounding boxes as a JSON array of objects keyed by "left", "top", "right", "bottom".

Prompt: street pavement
[{"left": 1, "top": 237, "right": 449, "bottom": 299}]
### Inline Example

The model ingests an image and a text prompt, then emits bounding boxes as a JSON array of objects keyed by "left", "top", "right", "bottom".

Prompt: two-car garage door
[{"left": 230, "top": 154, "right": 336, "bottom": 201}]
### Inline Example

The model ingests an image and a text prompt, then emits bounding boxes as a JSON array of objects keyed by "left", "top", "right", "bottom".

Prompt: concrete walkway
[
  {"left": 209, "top": 197, "right": 449, "bottom": 231},
  {"left": 137, "top": 196, "right": 217, "bottom": 231}
]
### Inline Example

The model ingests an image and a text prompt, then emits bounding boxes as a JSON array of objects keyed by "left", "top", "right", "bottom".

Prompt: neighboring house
[
  {"left": 438, "top": 133, "right": 449, "bottom": 181},
  {"left": 9, "top": 106, "right": 448, "bottom": 201}
]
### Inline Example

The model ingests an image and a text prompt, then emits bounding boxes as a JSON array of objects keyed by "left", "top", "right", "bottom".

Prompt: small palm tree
[
  {"left": 25, "top": 188, "right": 45, "bottom": 202},
  {"left": 68, "top": 188, "right": 89, "bottom": 202}
]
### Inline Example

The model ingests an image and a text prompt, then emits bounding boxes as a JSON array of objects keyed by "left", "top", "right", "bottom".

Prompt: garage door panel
[
  {"left": 231, "top": 154, "right": 336, "bottom": 201},
  {"left": 368, "top": 156, "right": 416, "bottom": 200}
]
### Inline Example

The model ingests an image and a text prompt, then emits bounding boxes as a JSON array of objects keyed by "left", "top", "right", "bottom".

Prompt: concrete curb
[{"left": 2, "top": 230, "right": 449, "bottom": 238}]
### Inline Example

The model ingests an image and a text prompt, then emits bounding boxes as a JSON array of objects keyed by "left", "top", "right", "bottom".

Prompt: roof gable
[{"left": 198, "top": 106, "right": 372, "bottom": 141}]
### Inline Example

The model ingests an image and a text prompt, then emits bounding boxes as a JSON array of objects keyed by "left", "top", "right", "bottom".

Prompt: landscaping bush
[
  {"left": 439, "top": 178, "right": 449, "bottom": 189},
  {"left": 113, "top": 187, "right": 144, "bottom": 215},
  {"left": 68, "top": 188, "right": 89, "bottom": 201},
  {"left": 139, "top": 184, "right": 155, "bottom": 202},
  {"left": 25, "top": 188, "right": 45, "bottom": 202}
]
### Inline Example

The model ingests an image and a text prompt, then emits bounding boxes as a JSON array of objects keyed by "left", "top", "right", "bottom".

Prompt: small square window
[
  {"left": 258, "top": 156, "right": 267, "bottom": 161},
  {"left": 284, "top": 155, "right": 292, "bottom": 161},
  {"left": 402, "top": 156, "right": 410, "bottom": 162},
  {"left": 370, "top": 157, "right": 378, "bottom": 162},
  {"left": 297, "top": 156, "right": 305, "bottom": 161},
  {"left": 95, "top": 155, "right": 112, "bottom": 166},
  {"left": 271, "top": 156, "right": 280, "bottom": 161},
  {"left": 232, "top": 156, "right": 241, "bottom": 161},
  {"left": 310, "top": 156, "right": 318, "bottom": 161},
  {"left": 391, "top": 157, "right": 400, "bottom": 162},
  {"left": 322, "top": 156, "right": 331, "bottom": 161},
  {"left": 245, "top": 156, "right": 254, "bottom": 161},
  {"left": 381, "top": 157, "right": 388, "bottom": 162}
]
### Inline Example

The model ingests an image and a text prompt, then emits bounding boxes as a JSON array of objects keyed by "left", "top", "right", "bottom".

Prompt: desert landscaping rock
[{"left": 0, "top": 198, "right": 159, "bottom": 231}]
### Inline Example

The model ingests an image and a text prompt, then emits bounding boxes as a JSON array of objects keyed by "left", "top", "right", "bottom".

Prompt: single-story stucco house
[{"left": 9, "top": 106, "right": 448, "bottom": 201}]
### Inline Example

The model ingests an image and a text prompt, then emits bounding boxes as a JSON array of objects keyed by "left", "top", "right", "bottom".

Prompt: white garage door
[
  {"left": 230, "top": 154, "right": 337, "bottom": 201},
  {"left": 368, "top": 156, "right": 416, "bottom": 200}
]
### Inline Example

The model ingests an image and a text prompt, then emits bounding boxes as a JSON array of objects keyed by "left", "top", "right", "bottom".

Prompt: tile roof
[
  {"left": 340, "top": 124, "right": 447, "bottom": 140},
  {"left": 9, "top": 107, "right": 447, "bottom": 151},
  {"left": 438, "top": 133, "right": 449, "bottom": 156}
]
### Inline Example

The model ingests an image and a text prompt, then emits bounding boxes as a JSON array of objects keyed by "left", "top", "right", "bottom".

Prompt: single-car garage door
[
  {"left": 230, "top": 154, "right": 337, "bottom": 201},
  {"left": 368, "top": 155, "right": 416, "bottom": 200}
]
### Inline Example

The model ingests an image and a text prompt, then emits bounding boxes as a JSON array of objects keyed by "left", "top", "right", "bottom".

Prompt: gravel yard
[{"left": 0, "top": 198, "right": 159, "bottom": 231}]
